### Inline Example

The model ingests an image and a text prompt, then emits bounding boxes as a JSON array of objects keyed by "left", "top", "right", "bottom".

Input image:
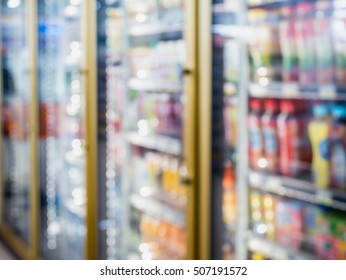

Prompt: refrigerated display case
[
  {"left": 37, "top": 0, "right": 97, "bottom": 259},
  {"left": 97, "top": 0, "right": 199, "bottom": 260},
  {"left": 202, "top": 0, "right": 346, "bottom": 261},
  {"left": 0, "top": 0, "right": 38, "bottom": 259},
  {"left": 242, "top": 0, "right": 346, "bottom": 260}
]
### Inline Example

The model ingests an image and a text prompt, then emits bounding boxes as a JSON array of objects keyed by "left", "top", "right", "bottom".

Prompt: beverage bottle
[
  {"left": 314, "top": 1, "right": 334, "bottom": 84},
  {"left": 170, "top": 158, "right": 180, "bottom": 197},
  {"left": 297, "top": 100, "right": 312, "bottom": 172},
  {"left": 332, "top": 8, "right": 346, "bottom": 86},
  {"left": 308, "top": 103, "right": 331, "bottom": 189},
  {"left": 329, "top": 105, "right": 346, "bottom": 190},
  {"left": 222, "top": 161, "right": 236, "bottom": 225},
  {"left": 279, "top": 4, "right": 298, "bottom": 83},
  {"left": 295, "top": 2, "right": 316, "bottom": 85},
  {"left": 248, "top": 99, "right": 264, "bottom": 170},
  {"left": 261, "top": 99, "right": 280, "bottom": 174},
  {"left": 248, "top": 10, "right": 272, "bottom": 82},
  {"left": 277, "top": 100, "right": 300, "bottom": 176}
]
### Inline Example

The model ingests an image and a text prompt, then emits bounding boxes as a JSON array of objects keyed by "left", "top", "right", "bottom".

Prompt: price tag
[
  {"left": 319, "top": 85, "right": 337, "bottom": 99},
  {"left": 316, "top": 189, "right": 333, "bottom": 205},
  {"left": 282, "top": 83, "right": 299, "bottom": 98},
  {"left": 250, "top": 84, "right": 267, "bottom": 97}
]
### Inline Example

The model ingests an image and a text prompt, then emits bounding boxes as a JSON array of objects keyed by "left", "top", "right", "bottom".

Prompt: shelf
[
  {"left": 249, "top": 82, "right": 346, "bottom": 100},
  {"left": 130, "top": 193, "right": 185, "bottom": 227},
  {"left": 138, "top": 187, "right": 186, "bottom": 212},
  {"left": 248, "top": 1, "right": 346, "bottom": 11},
  {"left": 128, "top": 78, "right": 182, "bottom": 93},
  {"left": 247, "top": 233, "right": 315, "bottom": 260},
  {"left": 249, "top": 171, "right": 346, "bottom": 211},
  {"left": 128, "top": 22, "right": 183, "bottom": 37},
  {"left": 248, "top": 0, "right": 289, "bottom": 10},
  {"left": 126, "top": 132, "right": 182, "bottom": 156}
]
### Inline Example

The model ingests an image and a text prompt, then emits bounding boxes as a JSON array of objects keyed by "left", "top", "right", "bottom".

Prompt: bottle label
[
  {"left": 249, "top": 126, "right": 262, "bottom": 152},
  {"left": 278, "top": 119, "right": 301, "bottom": 176},
  {"left": 264, "top": 127, "right": 278, "bottom": 154}
]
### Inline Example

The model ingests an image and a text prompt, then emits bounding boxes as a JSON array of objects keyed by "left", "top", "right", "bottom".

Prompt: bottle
[
  {"left": 248, "top": 10, "right": 272, "bottom": 82},
  {"left": 277, "top": 100, "right": 300, "bottom": 176},
  {"left": 248, "top": 99, "right": 264, "bottom": 170},
  {"left": 222, "top": 161, "right": 236, "bottom": 225},
  {"left": 330, "top": 105, "right": 346, "bottom": 190},
  {"left": 308, "top": 103, "right": 331, "bottom": 188},
  {"left": 297, "top": 100, "right": 312, "bottom": 172},
  {"left": 332, "top": 7, "right": 346, "bottom": 86},
  {"left": 261, "top": 99, "right": 280, "bottom": 174},
  {"left": 279, "top": 4, "right": 298, "bottom": 83},
  {"left": 314, "top": 1, "right": 334, "bottom": 84},
  {"left": 295, "top": 2, "right": 316, "bottom": 85}
]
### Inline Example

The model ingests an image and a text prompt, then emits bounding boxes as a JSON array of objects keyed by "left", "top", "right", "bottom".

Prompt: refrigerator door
[
  {"left": 97, "top": 0, "right": 126, "bottom": 260},
  {"left": 208, "top": 0, "right": 241, "bottom": 260},
  {"left": 0, "top": 0, "right": 32, "bottom": 250},
  {"left": 37, "top": 0, "right": 87, "bottom": 259},
  {"left": 121, "top": 0, "right": 195, "bottom": 260}
]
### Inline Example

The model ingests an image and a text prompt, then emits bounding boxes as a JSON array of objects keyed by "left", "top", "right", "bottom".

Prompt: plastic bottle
[
  {"left": 314, "top": 1, "right": 334, "bottom": 85},
  {"left": 331, "top": 8, "right": 346, "bottom": 86},
  {"left": 279, "top": 4, "right": 298, "bottom": 82},
  {"left": 248, "top": 99, "right": 264, "bottom": 170},
  {"left": 223, "top": 161, "right": 236, "bottom": 225},
  {"left": 329, "top": 105, "right": 346, "bottom": 190},
  {"left": 308, "top": 103, "right": 331, "bottom": 189},
  {"left": 261, "top": 99, "right": 280, "bottom": 174},
  {"left": 277, "top": 100, "right": 300, "bottom": 176},
  {"left": 248, "top": 10, "right": 273, "bottom": 82},
  {"left": 297, "top": 100, "right": 312, "bottom": 171},
  {"left": 295, "top": 1, "right": 316, "bottom": 85}
]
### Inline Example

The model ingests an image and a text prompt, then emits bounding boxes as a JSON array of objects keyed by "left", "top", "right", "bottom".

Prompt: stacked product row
[
  {"left": 248, "top": 98, "right": 346, "bottom": 190},
  {"left": 248, "top": 0, "right": 346, "bottom": 86},
  {"left": 250, "top": 191, "right": 346, "bottom": 259}
]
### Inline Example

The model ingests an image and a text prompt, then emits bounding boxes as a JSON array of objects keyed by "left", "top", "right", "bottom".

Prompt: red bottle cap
[
  {"left": 250, "top": 99, "right": 262, "bottom": 111},
  {"left": 280, "top": 100, "right": 295, "bottom": 113},
  {"left": 264, "top": 99, "right": 278, "bottom": 112}
]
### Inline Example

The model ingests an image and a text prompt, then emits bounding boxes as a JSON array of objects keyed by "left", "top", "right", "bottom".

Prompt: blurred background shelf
[
  {"left": 247, "top": 233, "right": 315, "bottom": 260},
  {"left": 249, "top": 83, "right": 346, "bottom": 100},
  {"left": 130, "top": 193, "right": 185, "bottom": 228},
  {"left": 126, "top": 132, "right": 182, "bottom": 155},
  {"left": 249, "top": 171, "right": 346, "bottom": 212}
]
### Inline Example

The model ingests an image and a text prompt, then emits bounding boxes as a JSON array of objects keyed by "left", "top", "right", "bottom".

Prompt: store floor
[{"left": 0, "top": 240, "right": 16, "bottom": 260}]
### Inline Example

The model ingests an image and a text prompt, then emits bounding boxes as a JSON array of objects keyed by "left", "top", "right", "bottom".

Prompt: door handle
[{"left": 179, "top": 165, "right": 193, "bottom": 186}]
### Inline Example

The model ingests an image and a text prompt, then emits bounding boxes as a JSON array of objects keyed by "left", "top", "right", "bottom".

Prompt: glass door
[
  {"left": 97, "top": 0, "right": 197, "bottom": 260},
  {"left": 210, "top": 0, "right": 241, "bottom": 260},
  {"left": 97, "top": 0, "right": 126, "bottom": 260},
  {"left": 37, "top": 0, "right": 95, "bottom": 259},
  {"left": 121, "top": 0, "right": 196, "bottom": 260},
  {"left": 0, "top": 0, "right": 36, "bottom": 259},
  {"left": 200, "top": 0, "right": 247, "bottom": 260}
]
